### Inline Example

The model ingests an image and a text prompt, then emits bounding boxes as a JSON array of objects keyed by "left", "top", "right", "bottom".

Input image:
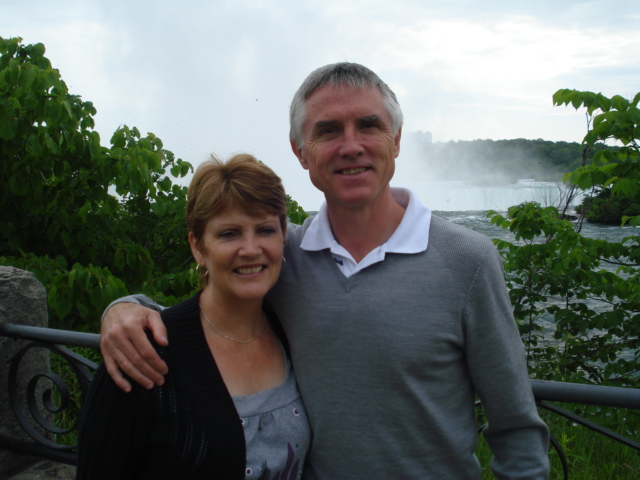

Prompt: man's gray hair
[{"left": 289, "top": 62, "right": 404, "bottom": 148}]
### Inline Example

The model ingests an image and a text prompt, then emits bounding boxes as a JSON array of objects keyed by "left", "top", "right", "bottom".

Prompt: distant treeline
[{"left": 410, "top": 136, "right": 615, "bottom": 185}]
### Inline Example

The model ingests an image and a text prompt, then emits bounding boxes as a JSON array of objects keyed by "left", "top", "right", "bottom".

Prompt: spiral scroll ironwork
[{"left": 7, "top": 341, "right": 98, "bottom": 450}]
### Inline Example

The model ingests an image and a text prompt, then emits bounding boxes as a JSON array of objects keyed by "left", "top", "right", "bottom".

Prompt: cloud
[{"left": 2, "top": 0, "right": 639, "bottom": 210}]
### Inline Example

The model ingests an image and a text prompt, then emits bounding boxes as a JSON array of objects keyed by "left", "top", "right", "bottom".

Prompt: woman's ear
[{"left": 188, "top": 232, "right": 203, "bottom": 265}]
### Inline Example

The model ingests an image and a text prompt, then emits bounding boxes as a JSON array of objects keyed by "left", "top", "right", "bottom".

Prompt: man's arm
[
  {"left": 100, "top": 295, "right": 169, "bottom": 392},
  {"left": 466, "top": 248, "right": 550, "bottom": 479}
]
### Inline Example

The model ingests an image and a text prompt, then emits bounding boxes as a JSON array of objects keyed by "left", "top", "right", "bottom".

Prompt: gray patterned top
[{"left": 233, "top": 351, "right": 310, "bottom": 480}]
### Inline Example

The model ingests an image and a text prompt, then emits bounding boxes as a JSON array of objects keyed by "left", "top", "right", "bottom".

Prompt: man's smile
[{"left": 338, "top": 167, "right": 369, "bottom": 175}]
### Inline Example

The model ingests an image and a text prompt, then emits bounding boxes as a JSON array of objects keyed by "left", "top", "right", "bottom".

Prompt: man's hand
[{"left": 100, "top": 302, "right": 169, "bottom": 392}]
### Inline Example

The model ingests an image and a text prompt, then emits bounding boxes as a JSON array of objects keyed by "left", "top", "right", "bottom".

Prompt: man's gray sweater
[{"left": 266, "top": 214, "right": 549, "bottom": 479}]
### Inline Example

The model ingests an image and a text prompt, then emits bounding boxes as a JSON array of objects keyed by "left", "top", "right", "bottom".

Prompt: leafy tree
[
  {"left": 575, "top": 188, "right": 640, "bottom": 224},
  {"left": 0, "top": 36, "right": 197, "bottom": 330},
  {"left": 488, "top": 89, "right": 640, "bottom": 386},
  {"left": 0, "top": 37, "right": 307, "bottom": 332},
  {"left": 557, "top": 89, "right": 640, "bottom": 227}
]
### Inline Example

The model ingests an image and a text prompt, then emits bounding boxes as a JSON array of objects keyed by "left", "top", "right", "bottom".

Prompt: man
[{"left": 101, "top": 62, "right": 549, "bottom": 479}]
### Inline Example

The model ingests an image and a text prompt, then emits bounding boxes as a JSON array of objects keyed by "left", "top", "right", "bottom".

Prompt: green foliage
[
  {"left": 488, "top": 202, "right": 640, "bottom": 384},
  {"left": 0, "top": 37, "right": 309, "bottom": 331},
  {"left": 576, "top": 188, "right": 640, "bottom": 225},
  {"left": 0, "top": 37, "right": 195, "bottom": 330},
  {"left": 50, "top": 347, "right": 103, "bottom": 446},
  {"left": 286, "top": 195, "right": 309, "bottom": 225},
  {"left": 476, "top": 404, "right": 640, "bottom": 478},
  {"left": 554, "top": 88, "right": 640, "bottom": 227},
  {"left": 487, "top": 89, "right": 640, "bottom": 387}
]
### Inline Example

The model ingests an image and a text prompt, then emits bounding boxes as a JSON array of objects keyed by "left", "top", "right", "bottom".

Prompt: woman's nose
[{"left": 240, "top": 234, "right": 261, "bottom": 255}]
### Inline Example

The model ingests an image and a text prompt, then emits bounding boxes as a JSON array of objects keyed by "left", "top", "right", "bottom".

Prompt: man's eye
[{"left": 316, "top": 124, "right": 340, "bottom": 137}]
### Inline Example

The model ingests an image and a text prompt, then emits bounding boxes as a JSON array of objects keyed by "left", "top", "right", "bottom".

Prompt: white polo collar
[{"left": 300, "top": 188, "right": 431, "bottom": 277}]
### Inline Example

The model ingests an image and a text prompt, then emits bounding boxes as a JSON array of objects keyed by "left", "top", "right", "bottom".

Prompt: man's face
[{"left": 291, "top": 85, "right": 401, "bottom": 210}]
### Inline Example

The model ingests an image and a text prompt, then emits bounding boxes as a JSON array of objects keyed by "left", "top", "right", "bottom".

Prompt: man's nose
[{"left": 338, "top": 126, "right": 364, "bottom": 158}]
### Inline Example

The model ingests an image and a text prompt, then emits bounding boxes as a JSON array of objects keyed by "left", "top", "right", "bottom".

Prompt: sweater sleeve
[
  {"left": 101, "top": 294, "right": 166, "bottom": 322},
  {"left": 464, "top": 246, "right": 550, "bottom": 480},
  {"left": 75, "top": 364, "right": 151, "bottom": 480}
]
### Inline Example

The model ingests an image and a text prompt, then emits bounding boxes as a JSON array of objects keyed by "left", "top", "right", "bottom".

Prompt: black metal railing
[
  {"left": 1, "top": 322, "right": 639, "bottom": 476},
  {"left": 477, "top": 380, "right": 640, "bottom": 479},
  {"left": 0, "top": 322, "right": 100, "bottom": 464},
  {"left": 530, "top": 380, "right": 640, "bottom": 480}
]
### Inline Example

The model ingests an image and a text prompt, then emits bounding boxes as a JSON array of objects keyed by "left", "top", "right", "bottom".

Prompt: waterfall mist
[{"left": 393, "top": 132, "right": 583, "bottom": 211}]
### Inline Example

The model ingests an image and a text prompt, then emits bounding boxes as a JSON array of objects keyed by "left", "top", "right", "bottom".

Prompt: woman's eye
[
  {"left": 258, "top": 227, "right": 276, "bottom": 236},
  {"left": 219, "top": 230, "right": 238, "bottom": 239}
]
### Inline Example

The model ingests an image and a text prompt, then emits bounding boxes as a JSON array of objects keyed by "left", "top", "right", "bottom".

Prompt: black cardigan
[{"left": 76, "top": 293, "right": 254, "bottom": 479}]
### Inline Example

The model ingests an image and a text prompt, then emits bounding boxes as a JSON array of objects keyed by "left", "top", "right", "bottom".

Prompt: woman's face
[{"left": 190, "top": 208, "right": 285, "bottom": 304}]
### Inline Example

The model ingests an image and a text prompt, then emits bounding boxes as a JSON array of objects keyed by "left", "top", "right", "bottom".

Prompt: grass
[
  {"left": 476, "top": 405, "right": 640, "bottom": 479},
  {"left": 50, "top": 346, "right": 102, "bottom": 447}
]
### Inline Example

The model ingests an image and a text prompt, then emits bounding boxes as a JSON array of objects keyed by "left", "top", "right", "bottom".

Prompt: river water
[
  {"left": 414, "top": 179, "right": 631, "bottom": 243},
  {"left": 436, "top": 210, "right": 633, "bottom": 245},
  {"left": 432, "top": 190, "right": 638, "bottom": 366},
  {"left": 414, "top": 179, "right": 579, "bottom": 212}
]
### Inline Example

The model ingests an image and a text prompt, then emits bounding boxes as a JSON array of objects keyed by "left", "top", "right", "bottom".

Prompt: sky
[{"left": 3, "top": 0, "right": 640, "bottom": 211}]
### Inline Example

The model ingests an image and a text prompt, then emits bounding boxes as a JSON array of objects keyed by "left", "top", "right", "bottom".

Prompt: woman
[{"left": 76, "top": 154, "right": 310, "bottom": 479}]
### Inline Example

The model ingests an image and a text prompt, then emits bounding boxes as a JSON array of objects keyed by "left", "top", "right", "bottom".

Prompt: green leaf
[
  {"left": 0, "top": 116, "right": 16, "bottom": 140},
  {"left": 158, "top": 176, "right": 172, "bottom": 192},
  {"left": 44, "top": 132, "right": 58, "bottom": 154},
  {"left": 55, "top": 255, "right": 68, "bottom": 271},
  {"left": 77, "top": 303, "right": 90, "bottom": 319},
  {"left": 31, "top": 43, "right": 45, "bottom": 58},
  {"left": 111, "top": 130, "right": 126, "bottom": 148},
  {"left": 68, "top": 268, "right": 76, "bottom": 289},
  {"left": 19, "top": 66, "right": 36, "bottom": 88},
  {"left": 553, "top": 88, "right": 572, "bottom": 106},
  {"left": 571, "top": 92, "right": 584, "bottom": 110},
  {"left": 90, "top": 286, "right": 104, "bottom": 309},
  {"left": 150, "top": 201, "right": 167, "bottom": 216},
  {"left": 89, "top": 130, "right": 101, "bottom": 157},
  {"left": 61, "top": 100, "right": 73, "bottom": 120},
  {"left": 611, "top": 95, "right": 630, "bottom": 111},
  {"left": 53, "top": 293, "right": 72, "bottom": 320}
]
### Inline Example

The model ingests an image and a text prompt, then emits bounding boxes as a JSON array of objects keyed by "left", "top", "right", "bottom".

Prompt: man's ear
[
  {"left": 290, "top": 139, "right": 309, "bottom": 170},
  {"left": 393, "top": 127, "right": 402, "bottom": 158}
]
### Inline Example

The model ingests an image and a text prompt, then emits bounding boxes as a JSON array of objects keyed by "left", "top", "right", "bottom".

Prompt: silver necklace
[{"left": 200, "top": 305, "right": 268, "bottom": 344}]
